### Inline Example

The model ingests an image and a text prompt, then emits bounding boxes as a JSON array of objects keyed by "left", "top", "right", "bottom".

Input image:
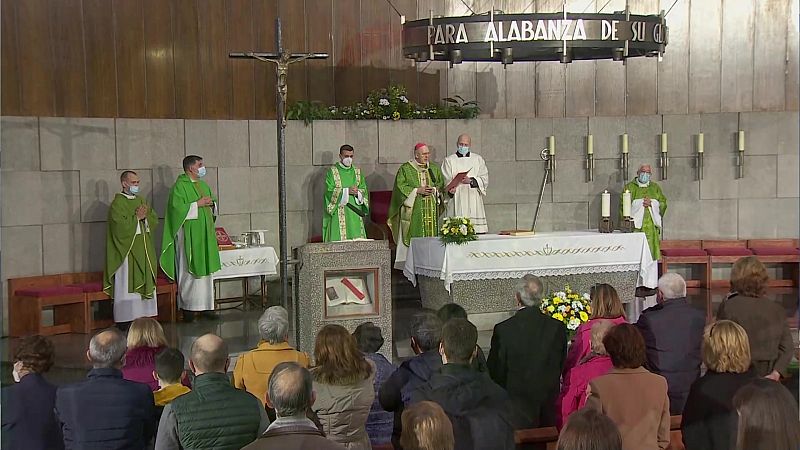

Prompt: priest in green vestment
[
  {"left": 388, "top": 142, "right": 445, "bottom": 268},
  {"left": 322, "top": 144, "right": 370, "bottom": 242},
  {"left": 622, "top": 164, "right": 667, "bottom": 260},
  {"left": 104, "top": 170, "right": 159, "bottom": 325},
  {"left": 160, "top": 155, "right": 221, "bottom": 320}
]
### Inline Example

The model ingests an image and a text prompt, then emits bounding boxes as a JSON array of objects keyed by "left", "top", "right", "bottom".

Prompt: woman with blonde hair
[
  {"left": 681, "top": 320, "right": 757, "bottom": 450},
  {"left": 400, "top": 401, "right": 454, "bottom": 450},
  {"left": 563, "top": 284, "right": 627, "bottom": 380},
  {"left": 717, "top": 256, "right": 793, "bottom": 379},
  {"left": 733, "top": 378, "right": 800, "bottom": 450},
  {"left": 122, "top": 318, "right": 171, "bottom": 390},
  {"left": 311, "top": 324, "right": 375, "bottom": 450}
]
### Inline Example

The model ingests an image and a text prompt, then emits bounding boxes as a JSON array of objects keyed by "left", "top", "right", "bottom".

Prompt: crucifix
[{"left": 230, "top": 18, "right": 328, "bottom": 311}]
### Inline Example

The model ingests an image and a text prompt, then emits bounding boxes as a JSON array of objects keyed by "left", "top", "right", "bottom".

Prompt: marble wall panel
[
  {"left": 484, "top": 204, "right": 517, "bottom": 233},
  {"left": 485, "top": 162, "right": 517, "bottom": 205},
  {"left": 625, "top": 115, "right": 663, "bottom": 161},
  {"left": 552, "top": 117, "right": 589, "bottom": 161},
  {"left": 588, "top": 117, "right": 626, "bottom": 160},
  {"left": 516, "top": 202, "right": 589, "bottom": 232},
  {"left": 514, "top": 160, "right": 550, "bottom": 205},
  {"left": 698, "top": 113, "right": 740, "bottom": 157},
  {"left": 345, "top": 121, "right": 379, "bottom": 165},
  {"left": 699, "top": 156, "right": 739, "bottom": 200},
  {"left": 311, "top": 120, "right": 345, "bottom": 166},
  {"left": 185, "top": 120, "right": 250, "bottom": 167},
  {"left": 515, "top": 118, "right": 553, "bottom": 160},
  {"left": 480, "top": 119, "right": 515, "bottom": 162},
  {"left": 248, "top": 120, "right": 278, "bottom": 167},
  {"left": 737, "top": 155, "right": 777, "bottom": 199},
  {"left": 377, "top": 121, "right": 414, "bottom": 164},
  {"left": 1, "top": 117, "right": 40, "bottom": 171},
  {"left": 777, "top": 154, "right": 800, "bottom": 198},
  {"left": 42, "top": 222, "right": 106, "bottom": 274},
  {"left": 286, "top": 121, "right": 313, "bottom": 166},
  {"left": 663, "top": 199, "right": 738, "bottom": 239},
  {"left": 250, "top": 167, "right": 279, "bottom": 213},
  {"left": 588, "top": 159, "right": 626, "bottom": 221},
  {"left": 662, "top": 114, "right": 702, "bottom": 156},
  {"left": 0, "top": 225, "right": 43, "bottom": 279},
  {"left": 115, "top": 119, "right": 184, "bottom": 169},
  {"left": 552, "top": 159, "right": 589, "bottom": 203},
  {"left": 739, "top": 111, "right": 799, "bottom": 155},
  {"left": 656, "top": 157, "right": 701, "bottom": 202},
  {"left": 217, "top": 167, "right": 252, "bottom": 214},
  {"left": 738, "top": 198, "right": 799, "bottom": 238},
  {"left": 80, "top": 169, "right": 154, "bottom": 222},
  {"left": 40, "top": 118, "right": 116, "bottom": 171},
  {"left": 1, "top": 171, "right": 80, "bottom": 226},
  {"left": 285, "top": 166, "right": 321, "bottom": 212}
]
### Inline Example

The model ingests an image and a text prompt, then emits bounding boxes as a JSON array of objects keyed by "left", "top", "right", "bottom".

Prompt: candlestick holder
[
  {"left": 697, "top": 152, "right": 704, "bottom": 180},
  {"left": 599, "top": 217, "right": 614, "bottom": 233},
  {"left": 586, "top": 153, "right": 595, "bottom": 181},
  {"left": 619, "top": 217, "right": 634, "bottom": 233},
  {"left": 620, "top": 152, "right": 629, "bottom": 181},
  {"left": 736, "top": 150, "right": 744, "bottom": 179},
  {"left": 659, "top": 151, "right": 669, "bottom": 180},
  {"left": 548, "top": 149, "right": 556, "bottom": 183}
]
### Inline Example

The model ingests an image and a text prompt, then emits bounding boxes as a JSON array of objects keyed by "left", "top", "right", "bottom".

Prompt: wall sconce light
[
  {"left": 697, "top": 133, "right": 704, "bottom": 180},
  {"left": 620, "top": 133, "right": 629, "bottom": 181},
  {"left": 737, "top": 130, "right": 745, "bottom": 178},
  {"left": 501, "top": 48, "right": 513, "bottom": 65},
  {"left": 449, "top": 49, "right": 462, "bottom": 67},
  {"left": 586, "top": 135, "right": 594, "bottom": 182},
  {"left": 548, "top": 135, "right": 556, "bottom": 183},
  {"left": 659, "top": 133, "right": 668, "bottom": 180}
]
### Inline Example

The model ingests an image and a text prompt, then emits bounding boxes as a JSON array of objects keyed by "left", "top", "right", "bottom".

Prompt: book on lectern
[{"left": 326, "top": 277, "right": 371, "bottom": 306}]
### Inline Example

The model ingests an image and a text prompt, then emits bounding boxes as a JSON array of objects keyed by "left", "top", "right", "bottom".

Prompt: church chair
[
  {"left": 514, "top": 426, "right": 559, "bottom": 449},
  {"left": 63, "top": 272, "right": 113, "bottom": 332},
  {"left": 156, "top": 272, "right": 178, "bottom": 323},
  {"left": 659, "top": 240, "right": 710, "bottom": 288},
  {"left": 746, "top": 239, "right": 800, "bottom": 287},
  {"left": 702, "top": 240, "right": 754, "bottom": 289},
  {"left": 8, "top": 274, "right": 87, "bottom": 337}
]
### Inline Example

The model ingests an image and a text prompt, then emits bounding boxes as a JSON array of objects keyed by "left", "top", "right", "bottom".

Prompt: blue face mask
[
  {"left": 638, "top": 172, "right": 650, "bottom": 184},
  {"left": 197, "top": 166, "right": 207, "bottom": 178},
  {"left": 457, "top": 146, "right": 469, "bottom": 155},
  {"left": 129, "top": 185, "right": 140, "bottom": 195}
]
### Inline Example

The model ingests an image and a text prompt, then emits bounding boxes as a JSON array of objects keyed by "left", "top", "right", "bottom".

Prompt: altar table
[{"left": 213, "top": 247, "right": 279, "bottom": 308}]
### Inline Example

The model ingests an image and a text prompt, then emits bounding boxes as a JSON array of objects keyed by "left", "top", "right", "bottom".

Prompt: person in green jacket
[
  {"left": 622, "top": 164, "right": 667, "bottom": 260},
  {"left": 160, "top": 155, "right": 221, "bottom": 322}
]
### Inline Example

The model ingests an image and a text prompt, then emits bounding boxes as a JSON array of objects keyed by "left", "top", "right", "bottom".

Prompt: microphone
[{"left": 427, "top": 168, "right": 437, "bottom": 185}]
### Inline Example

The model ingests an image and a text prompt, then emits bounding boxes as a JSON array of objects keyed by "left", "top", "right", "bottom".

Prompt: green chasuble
[
  {"left": 322, "top": 163, "right": 369, "bottom": 242},
  {"left": 103, "top": 193, "right": 159, "bottom": 298},
  {"left": 159, "top": 173, "right": 221, "bottom": 279},
  {"left": 387, "top": 161, "right": 445, "bottom": 246},
  {"left": 622, "top": 180, "right": 668, "bottom": 260}
]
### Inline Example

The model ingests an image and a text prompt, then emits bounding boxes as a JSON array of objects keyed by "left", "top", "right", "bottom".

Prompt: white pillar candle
[
  {"left": 601, "top": 190, "right": 611, "bottom": 217},
  {"left": 661, "top": 133, "right": 668, "bottom": 153},
  {"left": 698, "top": 133, "right": 704, "bottom": 153},
  {"left": 622, "top": 133, "right": 628, "bottom": 154},
  {"left": 549, "top": 135, "right": 555, "bottom": 155},
  {"left": 738, "top": 130, "right": 745, "bottom": 151},
  {"left": 622, "top": 190, "right": 631, "bottom": 217},
  {"left": 587, "top": 135, "right": 593, "bottom": 155}
]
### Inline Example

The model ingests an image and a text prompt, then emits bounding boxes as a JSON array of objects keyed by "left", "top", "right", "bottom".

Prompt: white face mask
[
  {"left": 341, "top": 157, "right": 353, "bottom": 167},
  {"left": 12, "top": 361, "right": 22, "bottom": 382}
]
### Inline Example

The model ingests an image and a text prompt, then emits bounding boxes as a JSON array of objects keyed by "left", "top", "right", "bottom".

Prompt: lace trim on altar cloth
[{"left": 413, "top": 264, "right": 642, "bottom": 281}]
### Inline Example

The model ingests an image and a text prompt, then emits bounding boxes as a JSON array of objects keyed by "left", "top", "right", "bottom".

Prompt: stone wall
[{"left": 1, "top": 113, "right": 798, "bottom": 334}]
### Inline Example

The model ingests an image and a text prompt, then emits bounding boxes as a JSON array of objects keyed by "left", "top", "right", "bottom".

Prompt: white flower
[
  {"left": 400, "top": 95, "right": 409, "bottom": 103},
  {"left": 572, "top": 301, "right": 582, "bottom": 310},
  {"left": 556, "top": 292, "right": 567, "bottom": 299},
  {"left": 567, "top": 318, "right": 581, "bottom": 330},
  {"left": 583, "top": 293, "right": 591, "bottom": 300},
  {"left": 558, "top": 305, "right": 566, "bottom": 313},
  {"left": 379, "top": 98, "right": 390, "bottom": 106},
  {"left": 459, "top": 224, "right": 468, "bottom": 235}
]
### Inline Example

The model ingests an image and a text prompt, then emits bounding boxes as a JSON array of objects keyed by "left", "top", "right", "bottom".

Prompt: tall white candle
[
  {"left": 601, "top": 190, "right": 611, "bottom": 217},
  {"left": 622, "top": 190, "right": 631, "bottom": 217},
  {"left": 549, "top": 135, "right": 555, "bottom": 155},
  {"left": 738, "top": 130, "right": 745, "bottom": 151},
  {"left": 661, "top": 133, "right": 668, "bottom": 153},
  {"left": 587, "top": 135, "right": 593, "bottom": 155},
  {"left": 622, "top": 133, "right": 628, "bottom": 154},
  {"left": 698, "top": 133, "right": 704, "bottom": 153}
]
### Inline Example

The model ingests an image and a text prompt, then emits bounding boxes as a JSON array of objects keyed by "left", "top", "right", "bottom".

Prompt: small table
[{"left": 213, "top": 246, "right": 279, "bottom": 309}]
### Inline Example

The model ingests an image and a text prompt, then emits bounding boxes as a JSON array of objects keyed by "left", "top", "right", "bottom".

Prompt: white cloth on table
[{"left": 442, "top": 153, "right": 489, "bottom": 234}]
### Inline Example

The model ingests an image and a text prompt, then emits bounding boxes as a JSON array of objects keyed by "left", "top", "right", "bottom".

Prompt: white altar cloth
[
  {"left": 403, "top": 231, "right": 657, "bottom": 293},
  {"left": 213, "top": 247, "right": 279, "bottom": 280}
]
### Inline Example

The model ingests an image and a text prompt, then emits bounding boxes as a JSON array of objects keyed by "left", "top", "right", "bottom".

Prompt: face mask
[
  {"left": 129, "top": 185, "right": 140, "bottom": 195},
  {"left": 196, "top": 166, "right": 207, "bottom": 178},
  {"left": 638, "top": 172, "right": 650, "bottom": 184},
  {"left": 457, "top": 146, "right": 469, "bottom": 156},
  {"left": 12, "top": 362, "right": 21, "bottom": 383},
  {"left": 341, "top": 157, "right": 353, "bottom": 167}
]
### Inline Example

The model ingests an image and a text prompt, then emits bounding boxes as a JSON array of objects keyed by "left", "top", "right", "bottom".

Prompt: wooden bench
[
  {"left": 702, "top": 240, "right": 754, "bottom": 289},
  {"left": 746, "top": 239, "right": 800, "bottom": 287},
  {"left": 8, "top": 272, "right": 177, "bottom": 337},
  {"left": 660, "top": 240, "right": 710, "bottom": 288},
  {"left": 514, "top": 415, "right": 684, "bottom": 449}
]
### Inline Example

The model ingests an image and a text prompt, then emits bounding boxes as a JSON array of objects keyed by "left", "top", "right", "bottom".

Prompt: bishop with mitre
[{"left": 442, "top": 133, "right": 489, "bottom": 233}]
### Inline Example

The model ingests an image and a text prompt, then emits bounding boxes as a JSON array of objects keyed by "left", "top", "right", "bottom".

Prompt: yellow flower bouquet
[
  {"left": 439, "top": 216, "right": 477, "bottom": 245},
  {"left": 539, "top": 284, "right": 592, "bottom": 339}
]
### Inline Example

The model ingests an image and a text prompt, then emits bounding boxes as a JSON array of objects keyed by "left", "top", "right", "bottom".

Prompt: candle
[
  {"left": 622, "top": 190, "right": 631, "bottom": 217},
  {"left": 622, "top": 133, "right": 628, "bottom": 154},
  {"left": 601, "top": 190, "right": 611, "bottom": 217},
  {"left": 549, "top": 135, "right": 555, "bottom": 155},
  {"left": 587, "top": 135, "right": 593, "bottom": 155},
  {"left": 738, "top": 130, "right": 745, "bottom": 151},
  {"left": 698, "top": 133, "right": 704, "bottom": 153},
  {"left": 661, "top": 133, "right": 668, "bottom": 153}
]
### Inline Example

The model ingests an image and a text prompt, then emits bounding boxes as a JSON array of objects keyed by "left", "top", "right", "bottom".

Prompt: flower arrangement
[
  {"left": 539, "top": 285, "right": 592, "bottom": 339},
  {"left": 439, "top": 216, "right": 477, "bottom": 245},
  {"left": 287, "top": 84, "right": 480, "bottom": 124}
]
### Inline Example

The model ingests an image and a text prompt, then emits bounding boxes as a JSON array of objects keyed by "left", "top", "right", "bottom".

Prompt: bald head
[
  {"left": 88, "top": 329, "right": 127, "bottom": 369},
  {"left": 414, "top": 144, "right": 430, "bottom": 165},
  {"left": 190, "top": 334, "right": 229, "bottom": 374},
  {"left": 456, "top": 134, "right": 471, "bottom": 147},
  {"left": 268, "top": 362, "right": 314, "bottom": 418},
  {"left": 638, "top": 164, "right": 652, "bottom": 174}
]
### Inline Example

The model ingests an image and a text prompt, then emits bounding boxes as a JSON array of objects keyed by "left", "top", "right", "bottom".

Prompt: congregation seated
[
  {"left": 635, "top": 273, "right": 706, "bottom": 414},
  {"left": 379, "top": 310, "right": 443, "bottom": 448},
  {"left": 155, "top": 333, "right": 268, "bottom": 450},
  {"left": 153, "top": 348, "right": 191, "bottom": 417},
  {"left": 487, "top": 274, "right": 566, "bottom": 427},
  {"left": 56, "top": 328, "right": 156, "bottom": 449},
  {"left": 436, "top": 303, "right": 488, "bottom": 373},
  {"left": 411, "top": 318, "right": 520, "bottom": 450},
  {"left": 557, "top": 408, "right": 622, "bottom": 450},
  {"left": 1, "top": 335, "right": 64, "bottom": 450},
  {"left": 352, "top": 322, "right": 395, "bottom": 446},
  {"left": 556, "top": 319, "right": 614, "bottom": 428},
  {"left": 717, "top": 256, "right": 794, "bottom": 379},
  {"left": 585, "top": 323, "right": 670, "bottom": 450},
  {"left": 311, "top": 324, "right": 375, "bottom": 450},
  {"left": 400, "top": 401, "right": 455, "bottom": 450},
  {"left": 233, "top": 306, "right": 310, "bottom": 412},
  {"left": 242, "top": 362, "right": 344, "bottom": 450},
  {"left": 563, "top": 283, "right": 627, "bottom": 382},
  {"left": 681, "top": 320, "right": 756, "bottom": 450},
  {"left": 122, "top": 317, "right": 169, "bottom": 391},
  {"left": 732, "top": 378, "right": 800, "bottom": 450}
]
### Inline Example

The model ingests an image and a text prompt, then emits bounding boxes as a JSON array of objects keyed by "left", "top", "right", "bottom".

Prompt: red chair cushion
[
  {"left": 370, "top": 190, "right": 393, "bottom": 225},
  {"left": 68, "top": 282, "right": 104, "bottom": 293},
  {"left": 307, "top": 235, "right": 323, "bottom": 243},
  {"left": 705, "top": 247, "right": 753, "bottom": 256},
  {"left": 156, "top": 277, "right": 173, "bottom": 286},
  {"left": 16, "top": 286, "right": 84, "bottom": 297},
  {"left": 750, "top": 246, "right": 800, "bottom": 256},
  {"left": 661, "top": 248, "right": 708, "bottom": 257}
]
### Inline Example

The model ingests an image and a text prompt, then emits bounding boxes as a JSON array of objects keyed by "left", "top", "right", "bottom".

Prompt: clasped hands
[
  {"left": 135, "top": 204, "right": 148, "bottom": 220},
  {"left": 418, "top": 186, "right": 435, "bottom": 196},
  {"left": 197, "top": 196, "right": 214, "bottom": 207},
  {"left": 642, "top": 196, "right": 652, "bottom": 208},
  {"left": 348, "top": 186, "right": 360, "bottom": 195}
]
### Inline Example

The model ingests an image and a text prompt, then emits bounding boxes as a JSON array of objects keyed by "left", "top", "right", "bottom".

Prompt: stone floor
[{"left": 1, "top": 272, "right": 797, "bottom": 391}]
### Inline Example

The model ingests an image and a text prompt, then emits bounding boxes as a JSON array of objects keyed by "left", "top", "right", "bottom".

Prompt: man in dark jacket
[
  {"left": 155, "top": 333, "right": 269, "bottom": 450},
  {"left": 411, "top": 318, "right": 519, "bottom": 450},
  {"left": 242, "top": 362, "right": 344, "bottom": 450},
  {"left": 487, "top": 275, "right": 567, "bottom": 428},
  {"left": 56, "top": 328, "right": 156, "bottom": 449},
  {"left": 636, "top": 272, "right": 706, "bottom": 414},
  {"left": 379, "top": 310, "right": 443, "bottom": 449}
]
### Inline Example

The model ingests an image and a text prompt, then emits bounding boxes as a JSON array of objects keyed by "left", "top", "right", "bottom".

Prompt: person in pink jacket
[
  {"left": 556, "top": 319, "right": 615, "bottom": 428},
  {"left": 562, "top": 284, "right": 627, "bottom": 381}
]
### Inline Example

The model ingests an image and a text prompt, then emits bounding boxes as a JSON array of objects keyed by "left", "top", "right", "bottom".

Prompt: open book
[{"left": 326, "top": 277, "right": 371, "bottom": 306}]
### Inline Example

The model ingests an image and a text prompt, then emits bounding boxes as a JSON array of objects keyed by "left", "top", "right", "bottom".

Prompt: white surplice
[
  {"left": 113, "top": 193, "right": 158, "bottom": 322},
  {"left": 175, "top": 200, "right": 215, "bottom": 312},
  {"left": 442, "top": 152, "right": 489, "bottom": 233}
]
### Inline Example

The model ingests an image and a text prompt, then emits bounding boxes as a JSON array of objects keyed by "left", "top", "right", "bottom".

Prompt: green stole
[
  {"left": 159, "top": 173, "right": 221, "bottom": 279},
  {"left": 322, "top": 163, "right": 369, "bottom": 241},
  {"left": 622, "top": 180, "right": 668, "bottom": 260},
  {"left": 388, "top": 161, "right": 445, "bottom": 246},
  {"left": 103, "top": 193, "right": 159, "bottom": 298}
]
